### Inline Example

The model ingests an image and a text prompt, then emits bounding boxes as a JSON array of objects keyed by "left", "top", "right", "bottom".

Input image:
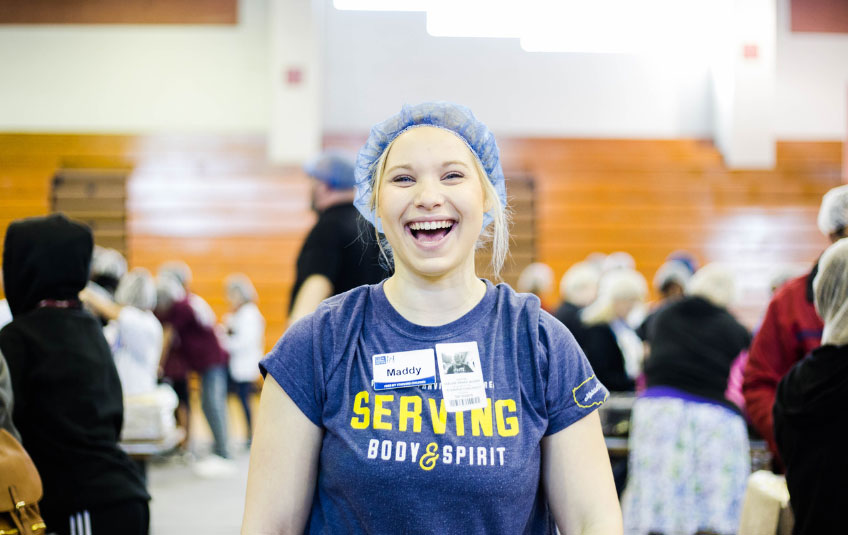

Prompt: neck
[{"left": 383, "top": 261, "right": 486, "bottom": 326}]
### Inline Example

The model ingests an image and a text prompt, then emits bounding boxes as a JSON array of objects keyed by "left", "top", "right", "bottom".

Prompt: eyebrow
[{"left": 385, "top": 160, "right": 471, "bottom": 174}]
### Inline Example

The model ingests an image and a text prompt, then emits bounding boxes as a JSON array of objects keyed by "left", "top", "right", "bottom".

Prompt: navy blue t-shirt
[{"left": 261, "top": 280, "right": 608, "bottom": 534}]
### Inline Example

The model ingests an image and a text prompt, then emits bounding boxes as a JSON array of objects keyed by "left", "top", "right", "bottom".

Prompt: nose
[{"left": 413, "top": 177, "right": 444, "bottom": 210}]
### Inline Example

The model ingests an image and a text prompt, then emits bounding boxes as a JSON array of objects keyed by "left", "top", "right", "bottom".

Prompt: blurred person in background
[
  {"left": 0, "top": 269, "right": 11, "bottom": 329},
  {"left": 1, "top": 214, "right": 149, "bottom": 534},
  {"left": 742, "top": 184, "right": 848, "bottom": 468},
  {"left": 622, "top": 263, "right": 751, "bottom": 535},
  {"left": 665, "top": 249, "right": 699, "bottom": 276},
  {"left": 601, "top": 251, "right": 636, "bottom": 274},
  {"left": 516, "top": 262, "right": 555, "bottom": 311},
  {"left": 155, "top": 275, "right": 191, "bottom": 453},
  {"left": 156, "top": 270, "right": 232, "bottom": 473},
  {"left": 81, "top": 268, "right": 163, "bottom": 397},
  {"left": 578, "top": 268, "right": 648, "bottom": 392},
  {"left": 158, "top": 260, "right": 217, "bottom": 327},
  {"left": 86, "top": 246, "right": 128, "bottom": 326},
  {"left": 81, "top": 267, "right": 176, "bottom": 481},
  {"left": 287, "top": 150, "right": 389, "bottom": 326},
  {"left": 773, "top": 238, "right": 848, "bottom": 534},
  {"left": 725, "top": 264, "right": 803, "bottom": 416},
  {"left": 553, "top": 260, "right": 601, "bottom": 336},
  {"left": 636, "top": 259, "right": 693, "bottom": 343},
  {"left": 89, "top": 245, "right": 127, "bottom": 297},
  {"left": 222, "top": 273, "right": 265, "bottom": 447}
]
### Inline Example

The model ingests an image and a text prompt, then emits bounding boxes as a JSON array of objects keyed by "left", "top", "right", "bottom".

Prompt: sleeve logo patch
[{"left": 572, "top": 375, "right": 607, "bottom": 408}]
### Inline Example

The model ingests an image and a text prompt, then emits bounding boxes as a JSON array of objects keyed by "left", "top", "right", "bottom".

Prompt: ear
[{"left": 483, "top": 188, "right": 496, "bottom": 213}]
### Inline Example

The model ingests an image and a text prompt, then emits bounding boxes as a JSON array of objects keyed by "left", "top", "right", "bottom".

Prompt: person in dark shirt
[
  {"left": 0, "top": 214, "right": 149, "bottom": 535},
  {"left": 288, "top": 151, "right": 389, "bottom": 326},
  {"left": 774, "top": 238, "right": 848, "bottom": 535},
  {"left": 622, "top": 263, "right": 751, "bottom": 535}
]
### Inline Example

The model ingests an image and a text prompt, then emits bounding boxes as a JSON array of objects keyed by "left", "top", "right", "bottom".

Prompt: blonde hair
[
  {"left": 581, "top": 269, "right": 647, "bottom": 326},
  {"left": 368, "top": 132, "right": 510, "bottom": 279}
]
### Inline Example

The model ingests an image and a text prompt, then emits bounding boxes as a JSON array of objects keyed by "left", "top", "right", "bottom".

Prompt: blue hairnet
[
  {"left": 354, "top": 102, "right": 507, "bottom": 232},
  {"left": 304, "top": 150, "right": 357, "bottom": 190}
]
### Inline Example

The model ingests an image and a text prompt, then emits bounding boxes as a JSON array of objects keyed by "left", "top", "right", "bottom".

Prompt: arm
[
  {"left": 241, "top": 375, "right": 322, "bottom": 534},
  {"left": 287, "top": 274, "right": 333, "bottom": 328},
  {"left": 542, "top": 410, "right": 622, "bottom": 535},
  {"left": 742, "top": 299, "right": 793, "bottom": 456},
  {"left": 79, "top": 286, "right": 123, "bottom": 321},
  {"left": 159, "top": 325, "right": 175, "bottom": 376}
]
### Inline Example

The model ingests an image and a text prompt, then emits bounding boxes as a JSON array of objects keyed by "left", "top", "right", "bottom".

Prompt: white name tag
[
  {"left": 435, "top": 342, "right": 487, "bottom": 412},
  {"left": 372, "top": 349, "right": 437, "bottom": 391}
]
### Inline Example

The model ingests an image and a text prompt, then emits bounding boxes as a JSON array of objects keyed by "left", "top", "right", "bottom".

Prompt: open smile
[{"left": 405, "top": 219, "right": 457, "bottom": 245}]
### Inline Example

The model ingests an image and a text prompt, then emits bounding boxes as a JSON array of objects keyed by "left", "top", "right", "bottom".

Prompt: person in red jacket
[{"left": 742, "top": 184, "right": 848, "bottom": 468}]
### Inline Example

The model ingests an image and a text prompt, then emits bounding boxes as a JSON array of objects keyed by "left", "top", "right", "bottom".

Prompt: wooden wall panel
[
  {"left": 790, "top": 0, "right": 848, "bottom": 33},
  {"left": 0, "top": 134, "right": 843, "bottom": 346},
  {"left": 0, "top": 0, "right": 237, "bottom": 24}
]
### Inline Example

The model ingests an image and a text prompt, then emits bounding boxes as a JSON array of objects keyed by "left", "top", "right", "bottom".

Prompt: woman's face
[{"left": 377, "top": 126, "right": 487, "bottom": 281}]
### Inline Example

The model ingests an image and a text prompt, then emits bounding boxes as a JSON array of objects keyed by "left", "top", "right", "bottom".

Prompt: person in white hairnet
[
  {"left": 622, "top": 264, "right": 751, "bottom": 535},
  {"left": 742, "top": 184, "right": 848, "bottom": 469},
  {"left": 90, "top": 246, "right": 128, "bottom": 297},
  {"left": 221, "top": 274, "right": 265, "bottom": 446},
  {"left": 773, "top": 238, "right": 848, "bottom": 534},
  {"left": 635, "top": 259, "right": 693, "bottom": 342},
  {"left": 243, "top": 102, "right": 621, "bottom": 534},
  {"left": 516, "top": 262, "right": 555, "bottom": 310},
  {"left": 578, "top": 268, "right": 648, "bottom": 392},
  {"left": 553, "top": 261, "right": 601, "bottom": 336},
  {"left": 81, "top": 268, "right": 164, "bottom": 397}
]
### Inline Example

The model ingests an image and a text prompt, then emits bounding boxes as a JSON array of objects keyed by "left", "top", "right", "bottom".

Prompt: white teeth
[{"left": 409, "top": 220, "right": 453, "bottom": 230}]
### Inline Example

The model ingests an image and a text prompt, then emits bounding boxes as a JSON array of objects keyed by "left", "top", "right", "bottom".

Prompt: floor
[{"left": 147, "top": 394, "right": 254, "bottom": 535}]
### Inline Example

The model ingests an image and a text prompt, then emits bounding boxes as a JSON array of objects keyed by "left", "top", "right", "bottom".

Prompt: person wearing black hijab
[
  {"left": 774, "top": 238, "right": 848, "bottom": 534},
  {"left": 0, "top": 214, "right": 149, "bottom": 535}
]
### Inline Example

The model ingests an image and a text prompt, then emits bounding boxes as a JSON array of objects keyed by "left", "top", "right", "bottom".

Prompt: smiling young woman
[{"left": 241, "top": 102, "right": 622, "bottom": 535}]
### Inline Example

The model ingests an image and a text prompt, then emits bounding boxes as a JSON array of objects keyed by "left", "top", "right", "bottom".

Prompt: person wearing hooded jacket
[
  {"left": 773, "top": 238, "right": 848, "bottom": 534},
  {"left": 0, "top": 214, "right": 149, "bottom": 535}
]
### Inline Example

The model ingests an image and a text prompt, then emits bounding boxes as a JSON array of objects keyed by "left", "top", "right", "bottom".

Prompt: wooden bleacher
[{"left": 0, "top": 134, "right": 842, "bottom": 348}]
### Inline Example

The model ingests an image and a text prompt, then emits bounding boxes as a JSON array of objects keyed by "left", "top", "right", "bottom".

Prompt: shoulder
[
  {"left": 770, "top": 274, "right": 811, "bottom": 308},
  {"left": 278, "top": 284, "right": 373, "bottom": 346},
  {"left": 492, "top": 282, "right": 542, "bottom": 319}
]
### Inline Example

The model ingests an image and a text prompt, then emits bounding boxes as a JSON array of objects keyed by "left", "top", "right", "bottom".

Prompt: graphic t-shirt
[{"left": 261, "top": 280, "right": 608, "bottom": 535}]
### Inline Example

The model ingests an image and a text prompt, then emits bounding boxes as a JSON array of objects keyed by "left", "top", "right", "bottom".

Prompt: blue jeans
[{"left": 200, "top": 365, "right": 230, "bottom": 459}]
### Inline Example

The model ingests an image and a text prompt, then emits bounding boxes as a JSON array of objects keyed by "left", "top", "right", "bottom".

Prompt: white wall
[
  {"left": 0, "top": 0, "right": 269, "bottom": 133},
  {"left": 775, "top": 0, "right": 848, "bottom": 140},
  {"left": 0, "top": 0, "right": 845, "bottom": 141},
  {"left": 321, "top": 9, "right": 714, "bottom": 138}
]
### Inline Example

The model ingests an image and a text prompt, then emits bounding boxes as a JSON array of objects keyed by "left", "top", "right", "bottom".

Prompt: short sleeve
[
  {"left": 259, "top": 314, "right": 325, "bottom": 427},
  {"left": 539, "top": 312, "right": 609, "bottom": 436}
]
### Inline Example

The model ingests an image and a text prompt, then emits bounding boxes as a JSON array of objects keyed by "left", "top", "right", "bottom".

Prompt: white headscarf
[{"left": 814, "top": 239, "right": 848, "bottom": 346}]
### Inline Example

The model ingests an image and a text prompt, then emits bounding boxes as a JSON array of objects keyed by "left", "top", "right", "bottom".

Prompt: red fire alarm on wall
[
  {"left": 285, "top": 68, "right": 303, "bottom": 85},
  {"left": 743, "top": 44, "right": 759, "bottom": 59}
]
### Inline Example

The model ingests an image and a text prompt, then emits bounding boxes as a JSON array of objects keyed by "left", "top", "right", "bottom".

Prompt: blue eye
[
  {"left": 442, "top": 172, "right": 464, "bottom": 182},
  {"left": 391, "top": 175, "right": 414, "bottom": 184}
]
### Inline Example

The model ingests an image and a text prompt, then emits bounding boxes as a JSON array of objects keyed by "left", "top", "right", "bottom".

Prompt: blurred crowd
[{"left": 1, "top": 167, "right": 847, "bottom": 534}]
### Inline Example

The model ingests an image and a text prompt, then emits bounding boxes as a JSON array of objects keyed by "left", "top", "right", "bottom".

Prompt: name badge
[
  {"left": 435, "top": 342, "right": 487, "bottom": 412},
  {"left": 372, "top": 349, "right": 437, "bottom": 391}
]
